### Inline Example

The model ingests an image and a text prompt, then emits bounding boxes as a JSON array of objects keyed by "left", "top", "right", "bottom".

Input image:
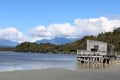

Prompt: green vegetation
[{"left": 14, "top": 27, "right": 120, "bottom": 54}]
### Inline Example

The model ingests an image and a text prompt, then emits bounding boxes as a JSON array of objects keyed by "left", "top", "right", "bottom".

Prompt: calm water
[{"left": 0, "top": 52, "right": 76, "bottom": 71}]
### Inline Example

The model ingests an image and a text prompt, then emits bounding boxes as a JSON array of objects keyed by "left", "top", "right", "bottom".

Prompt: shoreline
[{"left": 0, "top": 68, "right": 120, "bottom": 80}]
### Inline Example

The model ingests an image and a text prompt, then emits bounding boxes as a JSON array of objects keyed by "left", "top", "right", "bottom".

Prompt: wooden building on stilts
[{"left": 77, "top": 40, "right": 115, "bottom": 68}]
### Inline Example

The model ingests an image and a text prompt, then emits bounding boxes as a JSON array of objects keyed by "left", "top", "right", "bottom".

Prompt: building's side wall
[
  {"left": 107, "top": 44, "right": 115, "bottom": 56},
  {"left": 87, "top": 40, "right": 107, "bottom": 52}
]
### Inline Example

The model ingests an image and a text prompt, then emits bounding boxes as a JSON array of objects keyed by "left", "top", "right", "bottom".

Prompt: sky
[{"left": 0, "top": 0, "right": 120, "bottom": 42}]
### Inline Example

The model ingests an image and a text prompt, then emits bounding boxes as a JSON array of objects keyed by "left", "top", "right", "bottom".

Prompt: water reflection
[{"left": 76, "top": 60, "right": 120, "bottom": 70}]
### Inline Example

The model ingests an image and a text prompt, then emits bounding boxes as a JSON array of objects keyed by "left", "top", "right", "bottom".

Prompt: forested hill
[{"left": 14, "top": 27, "right": 120, "bottom": 54}]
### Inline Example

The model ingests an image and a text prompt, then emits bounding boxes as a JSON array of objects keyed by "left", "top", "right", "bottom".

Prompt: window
[
  {"left": 91, "top": 45, "right": 99, "bottom": 52},
  {"left": 94, "top": 45, "right": 99, "bottom": 49}
]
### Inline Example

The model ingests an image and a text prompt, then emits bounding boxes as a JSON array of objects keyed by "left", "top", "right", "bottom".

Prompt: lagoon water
[
  {"left": 1, "top": 51, "right": 120, "bottom": 72},
  {"left": 0, "top": 52, "right": 76, "bottom": 72},
  {"left": 0, "top": 52, "right": 120, "bottom": 80}
]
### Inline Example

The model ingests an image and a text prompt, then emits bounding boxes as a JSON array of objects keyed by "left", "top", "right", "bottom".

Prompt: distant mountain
[
  {"left": 0, "top": 39, "right": 18, "bottom": 47},
  {"left": 35, "top": 37, "right": 78, "bottom": 45}
]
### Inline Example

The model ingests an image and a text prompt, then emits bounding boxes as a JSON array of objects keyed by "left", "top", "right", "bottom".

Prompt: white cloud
[
  {"left": 29, "top": 25, "right": 52, "bottom": 38},
  {"left": 47, "top": 23, "right": 77, "bottom": 37},
  {"left": 29, "top": 16, "right": 120, "bottom": 41},
  {"left": 0, "top": 27, "right": 28, "bottom": 42},
  {"left": 75, "top": 16, "right": 120, "bottom": 35},
  {"left": 29, "top": 23, "right": 77, "bottom": 41},
  {"left": 1, "top": 16, "right": 119, "bottom": 42}
]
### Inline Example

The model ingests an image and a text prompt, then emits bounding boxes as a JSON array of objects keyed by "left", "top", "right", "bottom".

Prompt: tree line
[{"left": 14, "top": 27, "right": 120, "bottom": 54}]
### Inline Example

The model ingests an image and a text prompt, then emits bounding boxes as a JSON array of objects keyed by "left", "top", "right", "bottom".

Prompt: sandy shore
[{"left": 0, "top": 67, "right": 120, "bottom": 80}]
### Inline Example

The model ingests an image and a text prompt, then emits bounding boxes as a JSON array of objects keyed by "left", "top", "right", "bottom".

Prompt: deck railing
[{"left": 77, "top": 50, "right": 107, "bottom": 56}]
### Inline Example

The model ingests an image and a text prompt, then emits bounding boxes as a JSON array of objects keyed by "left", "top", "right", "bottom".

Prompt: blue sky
[{"left": 0, "top": 0, "right": 120, "bottom": 42}]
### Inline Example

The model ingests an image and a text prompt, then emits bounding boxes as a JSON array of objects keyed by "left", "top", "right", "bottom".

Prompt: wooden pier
[
  {"left": 77, "top": 50, "right": 115, "bottom": 68},
  {"left": 77, "top": 50, "right": 114, "bottom": 64}
]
